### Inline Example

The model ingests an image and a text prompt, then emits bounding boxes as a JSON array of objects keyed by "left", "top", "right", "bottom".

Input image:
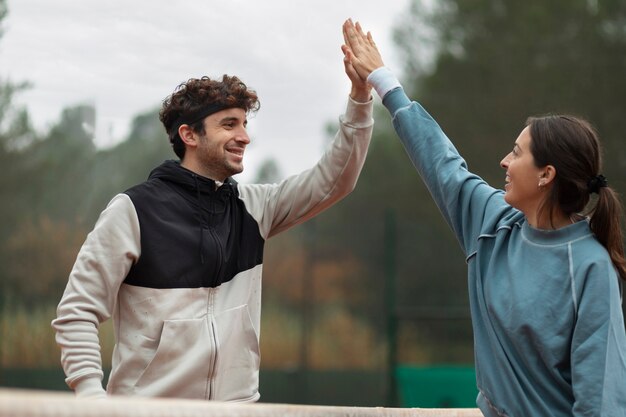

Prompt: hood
[{"left": 148, "top": 160, "right": 236, "bottom": 193}]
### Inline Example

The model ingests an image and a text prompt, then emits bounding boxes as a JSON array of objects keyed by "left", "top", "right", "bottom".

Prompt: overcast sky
[{"left": 0, "top": 0, "right": 409, "bottom": 182}]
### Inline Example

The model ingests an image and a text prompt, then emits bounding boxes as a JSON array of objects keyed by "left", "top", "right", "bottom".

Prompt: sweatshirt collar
[{"left": 521, "top": 218, "right": 592, "bottom": 246}]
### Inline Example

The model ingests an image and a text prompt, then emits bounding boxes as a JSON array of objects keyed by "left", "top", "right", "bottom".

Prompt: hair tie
[{"left": 588, "top": 174, "right": 608, "bottom": 194}]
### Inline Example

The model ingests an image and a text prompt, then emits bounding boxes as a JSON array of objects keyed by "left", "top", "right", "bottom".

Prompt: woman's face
[{"left": 500, "top": 126, "right": 547, "bottom": 215}]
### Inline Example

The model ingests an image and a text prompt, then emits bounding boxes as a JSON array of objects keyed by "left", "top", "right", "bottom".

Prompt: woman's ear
[{"left": 541, "top": 165, "right": 557, "bottom": 186}]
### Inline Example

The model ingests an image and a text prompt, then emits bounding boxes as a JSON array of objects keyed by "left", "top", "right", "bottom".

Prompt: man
[{"left": 52, "top": 58, "right": 373, "bottom": 400}]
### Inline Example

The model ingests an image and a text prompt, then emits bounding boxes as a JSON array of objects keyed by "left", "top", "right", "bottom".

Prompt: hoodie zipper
[
  {"left": 205, "top": 289, "right": 219, "bottom": 400},
  {"left": 206, "top": 318, "right": 219, "bottom": 399},
  {"left": 195, "top": 174, "right": 226, "bottom": 285},
  {"left": 208, "top": 226, "right": 225, "bottom": 286}
]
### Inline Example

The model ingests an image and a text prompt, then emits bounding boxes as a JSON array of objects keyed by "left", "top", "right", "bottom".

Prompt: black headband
[{"left": 171, "top": 102, "right": 234, "bottom": 134}]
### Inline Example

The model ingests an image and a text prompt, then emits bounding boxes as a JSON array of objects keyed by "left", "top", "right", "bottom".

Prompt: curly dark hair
[{"left": 159, "top": 74, "right": 260, "bottom": 159}]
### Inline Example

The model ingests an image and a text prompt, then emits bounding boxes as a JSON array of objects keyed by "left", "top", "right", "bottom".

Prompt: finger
[
  {"left": 344, "top": 53, "right": 370, "bottom": 80},
  {"left": 343, "top": 55, "right": 354, "bottom": 73},
  {"left": 344, "top": 20, "right": 362, "bottom": 50},
  {"left": 341, "top": 44, "right": 348, "bottom": 54},
  {"left": 355, "top": 21, "right": 367, "bottom": 39},
  {"left": 354, "top": 22, "right": 372, "bottom": 51},
  {"left": 343, "top": 46, "right": 355, "bottom": 63},
  {"left": 343, "top": 54, "right": 359, "bottom": 80},
  {"left": 342, "top": 20, "right": 351, "bottom": 46},
  {"left": 344, "top": 62, "right": 367, "bottom": 86},
  {"left": 367, "top": 31, "right": 376, "bottom": 47}
]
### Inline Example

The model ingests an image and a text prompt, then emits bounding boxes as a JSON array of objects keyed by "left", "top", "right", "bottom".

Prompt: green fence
[{"left": 396, "top": 365, "right": 477, "bottom": 408}]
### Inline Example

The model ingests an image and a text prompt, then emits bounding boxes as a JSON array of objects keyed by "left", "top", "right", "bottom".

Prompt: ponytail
[
  {"left": 588, "top": 186, "right": 626, "bottom": 281},
  {"left": 527, "top": 114, "right": 626, "bottom": 281}
]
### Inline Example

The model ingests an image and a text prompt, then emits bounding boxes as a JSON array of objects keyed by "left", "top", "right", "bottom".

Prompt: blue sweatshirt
[{"left": 370, "top": 69, "right": 626, "bottom": 416}]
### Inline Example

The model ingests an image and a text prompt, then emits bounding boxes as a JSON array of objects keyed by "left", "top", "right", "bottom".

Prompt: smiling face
[
  {"left": 500, "top": 126, "right": 548, "bottom": 217},
  {"left": 182, "top": 107, "right": 250, "bottom": 181}
]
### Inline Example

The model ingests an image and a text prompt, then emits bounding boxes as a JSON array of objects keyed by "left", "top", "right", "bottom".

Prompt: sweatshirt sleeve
[
  {"left": 51, "top": 193, "right": 141, "bottom": 397},
  {"left": 570, "top": 261, "right": 626, "bottom": 416},
  {"left": 369, "top": 70, "right": 509, "bottom": 254},
  {"left": 238, "top": 96, "right": 373, "bottom": 238}
]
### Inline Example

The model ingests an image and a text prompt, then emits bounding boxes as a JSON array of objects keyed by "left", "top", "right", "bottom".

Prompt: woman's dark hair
[
  {"left": 159, "top": 74, "right": 260, "bottom": 159},
  {"left": 528, "top": 115, "right": 626, "bottom": 281}
]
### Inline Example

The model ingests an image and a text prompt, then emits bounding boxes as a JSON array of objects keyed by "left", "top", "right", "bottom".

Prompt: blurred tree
[
  {"left": 254, "top": 157, "right": 283, "bottom": 184},
  {"left": 0, "top": 0, "right": 37, "bottom": 304},
  {"left": 1, "top": 102, "right": 171, "bottom": 303},
  {"left": 313, "top": 107, "right": 468, "bottom": 351},
  {"left": 78, "top": 108, "right": 172, "bottom": 225},
  {"left": 0, "top": 0, "right": 35, "bottom": 227},
  {"left": 23, "top": 105, "right": 97, "bottom": 222},
  {"left": 3, "top": 216, "right": 87, "bottom": 306},
  {"left": 394, "top": 0, "right": 626, "bottom": 188}
]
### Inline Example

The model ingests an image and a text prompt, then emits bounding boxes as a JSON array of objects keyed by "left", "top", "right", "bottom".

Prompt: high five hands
[{"left": 342, "top": 19, "right": 385, "bottom": 82}]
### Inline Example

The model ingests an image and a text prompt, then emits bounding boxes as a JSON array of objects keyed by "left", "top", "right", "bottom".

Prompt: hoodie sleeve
[
  {"left": 51, "top": 193, "right": 141, "bottom": 397},
  {"left": 238, "top": 96, "right": 373, "bottom": 239}
]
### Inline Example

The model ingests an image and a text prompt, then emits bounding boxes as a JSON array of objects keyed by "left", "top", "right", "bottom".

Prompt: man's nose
[{"left": 236, "top": 130, "right": 250, "bottom": 144}]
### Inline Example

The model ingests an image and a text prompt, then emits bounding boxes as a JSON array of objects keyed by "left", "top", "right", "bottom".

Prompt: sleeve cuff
[
  {"left": 367, "top": 67, "right": 401, "bottom": 100},
  {"left": 344, "top": 95, "right": 374, "bottom": 128},
  {"left": 74, "top": 377, "right": 107, "bottom": 399}
]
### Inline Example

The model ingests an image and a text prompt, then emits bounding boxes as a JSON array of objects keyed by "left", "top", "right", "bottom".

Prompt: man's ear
[{"left": 178, "top": 124, "right": 198, "bottom": 148}]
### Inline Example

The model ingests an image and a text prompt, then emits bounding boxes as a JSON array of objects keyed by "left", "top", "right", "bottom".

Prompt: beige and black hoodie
[{"left": 52, "top": 97, "right": 373, "bottom": 401}]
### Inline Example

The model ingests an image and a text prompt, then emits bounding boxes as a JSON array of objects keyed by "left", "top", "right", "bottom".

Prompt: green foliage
[
  {"left": 79, "top": 108, "right": 173, "bottom": 225},
  {"left": 0, "top": 303, "right": 59, "bottom": 367},
  {"left": 0, "top": 104, "right": 172, "bottom": 306},
  {"left": 0, "top": 0, "right": 6, "bottom": 38},
  {"left": 0, "top": 301, "right": 115, "bottom": 368},
  {"left": 2, "top": 216, "right": 87, "bottom": 307},
  {"left": 395, "top": 0, "right": 626, "bottom": 189},
  {"left": 254, "top": 158, "right": 283, "bottom": 184}
]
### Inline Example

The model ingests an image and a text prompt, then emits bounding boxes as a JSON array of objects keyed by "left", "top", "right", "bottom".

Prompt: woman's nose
[{"left": 500, "top": 153, "right": 510, "bottom": 169}]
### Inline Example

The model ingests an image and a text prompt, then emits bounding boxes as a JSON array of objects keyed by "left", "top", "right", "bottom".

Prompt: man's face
[{"left": 196, "top": 107, "right": 250, "bottom": 181}]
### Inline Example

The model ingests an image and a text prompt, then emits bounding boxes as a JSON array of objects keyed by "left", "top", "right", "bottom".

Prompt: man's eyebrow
[{"left": 219, "top": 116, "right": 247, "bottom": 125}]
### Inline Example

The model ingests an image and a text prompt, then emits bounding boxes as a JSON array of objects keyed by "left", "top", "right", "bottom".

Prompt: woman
[{"left": 342, "top": 19, "right": 626, "bottom": 417}]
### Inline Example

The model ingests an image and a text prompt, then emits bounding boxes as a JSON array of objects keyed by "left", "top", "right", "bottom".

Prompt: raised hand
[
  {"left": 342, "top": 19, "right": 385, "bottom": 80},
  {"left": 343, "top": 47, "right": 371, "bottom": 103}
]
